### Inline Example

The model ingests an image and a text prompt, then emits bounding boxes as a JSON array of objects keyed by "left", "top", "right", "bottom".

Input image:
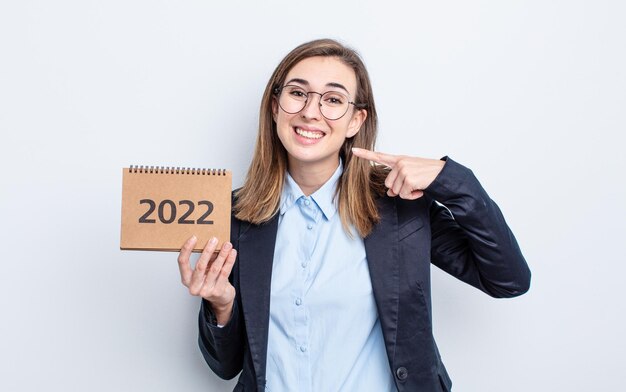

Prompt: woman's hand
[
  {"left": 352, "top": 147, "right": 445, "bottom": 200},
  {"left": 178, "top": 236, "right": 237, "bottom": 326}
]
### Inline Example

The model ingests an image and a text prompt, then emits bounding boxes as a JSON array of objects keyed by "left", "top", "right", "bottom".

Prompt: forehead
[{"left": 285, "top": 56, "right": 357, "bottom": 94}]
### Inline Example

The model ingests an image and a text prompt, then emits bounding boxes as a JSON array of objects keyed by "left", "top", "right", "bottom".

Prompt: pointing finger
[{"left": 351, "top": 148, "right": 398, "bottom": 167}]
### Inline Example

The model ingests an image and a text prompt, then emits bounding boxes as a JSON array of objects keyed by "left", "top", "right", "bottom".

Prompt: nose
[{"left": 300, "top": 92, "right": 323, "bottom": 120}]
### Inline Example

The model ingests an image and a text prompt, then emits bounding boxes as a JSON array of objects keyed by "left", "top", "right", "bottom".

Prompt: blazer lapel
[
  {"left": 237, "top": 215, "right": 279, "bottom": 387},
  {"left": 364, "top": 196, "right": 400, "bottom": 363}
]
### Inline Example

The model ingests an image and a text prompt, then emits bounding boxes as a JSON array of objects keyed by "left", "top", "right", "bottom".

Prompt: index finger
[{"left": 351, "top": 147, "right": 398, "bottom": 167}]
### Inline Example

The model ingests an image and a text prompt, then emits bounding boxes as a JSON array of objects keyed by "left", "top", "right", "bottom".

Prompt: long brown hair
[{"left": 234, "top": 38, "right": 387, "bottom": 237}]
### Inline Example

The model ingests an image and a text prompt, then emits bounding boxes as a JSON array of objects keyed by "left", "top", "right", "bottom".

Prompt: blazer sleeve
[
  {"left": 197, "top": 206, "right": 245, "bottom": 380},
  {"left": 424, "top": 157, "right": 531, "bottom": 298},
  {"left": 198, "top": 295, "right": 244, "bottom": 379}
]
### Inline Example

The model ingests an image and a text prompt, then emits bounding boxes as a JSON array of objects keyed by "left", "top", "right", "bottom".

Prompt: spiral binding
[{"left": 129, "top": 165, "right": 227, "bottom": 175}]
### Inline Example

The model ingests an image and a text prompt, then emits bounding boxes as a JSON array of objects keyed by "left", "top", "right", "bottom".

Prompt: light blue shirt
[{"left": 265, "top": 162, "right": 397, "bottom": 391}]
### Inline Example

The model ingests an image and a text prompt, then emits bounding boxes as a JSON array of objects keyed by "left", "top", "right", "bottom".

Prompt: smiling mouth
[{"left": 295, "top": 127, "right": 325, "bottom": 139}]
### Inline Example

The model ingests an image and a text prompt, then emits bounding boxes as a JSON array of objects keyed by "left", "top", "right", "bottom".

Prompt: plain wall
[{"left": 1, "top": 1, "right": 624, "bottom": 391}]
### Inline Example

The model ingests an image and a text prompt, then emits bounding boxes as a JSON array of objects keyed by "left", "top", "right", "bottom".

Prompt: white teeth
[{"left": 295, "top": 127, "right": 323, "bottom": 139}]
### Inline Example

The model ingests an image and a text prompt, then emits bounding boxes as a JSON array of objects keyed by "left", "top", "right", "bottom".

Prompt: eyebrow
[{"left": 284, "top": 78, "right": 350, "bottom": 94}]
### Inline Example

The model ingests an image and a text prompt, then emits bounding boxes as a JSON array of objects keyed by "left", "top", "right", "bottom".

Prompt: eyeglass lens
[{"left": 278, "top": 85, "right": 351, "bottom": 120}]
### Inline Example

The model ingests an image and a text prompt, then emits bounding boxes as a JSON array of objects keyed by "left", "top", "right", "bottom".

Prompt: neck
[{"left": 288, "top": 157, "right": 340, "bottom": 196}]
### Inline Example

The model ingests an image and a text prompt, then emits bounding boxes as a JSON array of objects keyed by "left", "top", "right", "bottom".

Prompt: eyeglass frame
[{"left": 273, "top": 84, "right": 367, "bottom": 121}]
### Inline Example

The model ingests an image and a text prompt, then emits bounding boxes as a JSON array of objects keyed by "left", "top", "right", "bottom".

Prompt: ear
[{"left": 346, "top": 109, "right": 367, "bottom": 138}]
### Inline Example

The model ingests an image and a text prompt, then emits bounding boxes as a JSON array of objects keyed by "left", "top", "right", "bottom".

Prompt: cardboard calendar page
[{"left": 120, "top": 166, "right": 231, "bottom": 252}]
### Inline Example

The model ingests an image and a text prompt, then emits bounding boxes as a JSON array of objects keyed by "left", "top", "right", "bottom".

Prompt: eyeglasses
[{"left": 275, "top": 84, "right": 366, "bottom": 120}]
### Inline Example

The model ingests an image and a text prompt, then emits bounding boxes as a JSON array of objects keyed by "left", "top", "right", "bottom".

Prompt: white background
[{"left": 1, "top": 1, "right": 624, "bottom": 391}]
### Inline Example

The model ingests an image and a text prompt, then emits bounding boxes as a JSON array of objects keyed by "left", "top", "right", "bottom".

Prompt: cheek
[
  {"left": 275, "top": 112, "right": 295, "bottom": 138},
  {"left": 275, "top": 111, "right": 288, "bottom": 127},
  {"left": 330, "top": 119, "right": 354, "bottom": 138}
]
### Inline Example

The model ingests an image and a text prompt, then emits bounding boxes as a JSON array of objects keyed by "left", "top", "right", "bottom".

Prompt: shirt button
[
  {"left": 304, "top": 199, "right": 310, "bottom": 206},
  {"left": 396, "top": 367, "right": 408, "bottom": 380},
  {"left": 307, "top": 224, "right": 313, "bottom": 230},
  {"left": 301, "top": 261, "right": 308, "bottom": 268},
  {"left": 300, "top": 345, "right": 307, "bottom": 352},
  {"left": 295, "top": 298, "right": 302, "bottom": 306}
]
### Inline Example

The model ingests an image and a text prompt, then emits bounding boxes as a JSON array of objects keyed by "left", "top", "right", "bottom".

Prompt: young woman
[{"left": 177, "top": 39, "right": 531, "bottom": 392}]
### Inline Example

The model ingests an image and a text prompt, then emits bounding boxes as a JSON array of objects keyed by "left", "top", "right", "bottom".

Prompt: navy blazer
[{"left": 198, "top": 158, "right": 531, "bottom": 392}]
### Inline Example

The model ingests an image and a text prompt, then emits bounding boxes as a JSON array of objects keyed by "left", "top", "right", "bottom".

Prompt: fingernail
[
  {"left": 351, "top": 147, "right": 359, "bottom": 152},
  {"left": 190, "top": 235, "right": 197, "bottom": 242},
  {"left": 210, "top": 237, "right": 218, "bottom": 245}
]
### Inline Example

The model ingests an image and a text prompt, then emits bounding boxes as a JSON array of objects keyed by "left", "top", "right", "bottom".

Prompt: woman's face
[{"left": 272, "top": 56, "right": 366, "bottom": 173}]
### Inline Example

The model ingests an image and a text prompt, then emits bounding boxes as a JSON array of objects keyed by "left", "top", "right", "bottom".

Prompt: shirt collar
[{"left": 279, "top": 161, "right": 343, "bottom": 220}]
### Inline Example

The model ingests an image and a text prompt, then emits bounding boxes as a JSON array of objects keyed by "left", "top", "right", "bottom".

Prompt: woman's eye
[
  {"left": 289, "top": 89, "right": 306, "bottom": 97},
  {"left": 324, "top": 95, "right": 344, "bottom": 105}
]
